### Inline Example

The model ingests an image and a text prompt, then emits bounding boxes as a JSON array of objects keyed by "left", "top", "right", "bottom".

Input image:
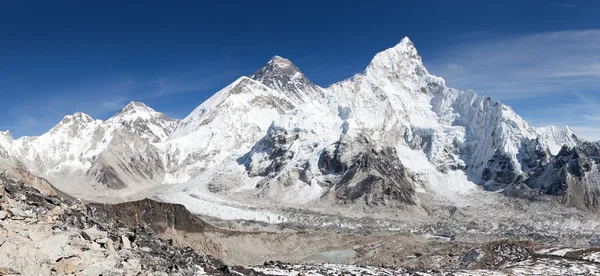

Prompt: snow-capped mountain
[
  {"left": 508, "top": 141, "right": 600, "bottom": 210},
  {"left": 108, "top": 101, "right": 178, "bottom": 143},
  {"left": 0, "top": 37, "right": 589, "bottom": 213},
  {"left": 0, "top": 103, "right": 174, "bottom": 198},
  {"left": 250, "top": 55, "right": 324, "bottom": 104}
]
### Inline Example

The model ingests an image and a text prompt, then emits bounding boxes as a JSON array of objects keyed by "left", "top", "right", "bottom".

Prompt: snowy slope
[
  {"left": 107, "top": 101, "right": 178, "bottom": 143},
  {"left": 163, "top": 77, "right": 296, "bottom": 185},
  {"left": 156, "top": 37, "right": 583, "bottom": 215},
  {"left": 534, "top": 125, "right": 580, "bottom": 154},
  {"left": 3, "top": 103, "right": 176, "bottom": 198}
]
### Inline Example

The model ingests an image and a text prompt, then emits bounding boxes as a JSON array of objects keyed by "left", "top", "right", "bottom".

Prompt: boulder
[
  {"left": 8, "top": 207, "right": 26, "bottom": 219},
  {"left": 80, "top": 227, "right": 107, "bottom": 242},
  {"left": 121, "top": 235, "right": 131, "bottom": 249},
  {"left": 53, "top": 257, "right": 83, "bottom": 274}
]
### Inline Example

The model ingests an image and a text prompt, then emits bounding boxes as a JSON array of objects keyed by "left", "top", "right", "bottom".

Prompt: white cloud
[
  {"left": 426, "top": 30, "right": 600, "bottom": 100},
  {"left": 424, "top": 30, "right": 600, "bottom": 141}
]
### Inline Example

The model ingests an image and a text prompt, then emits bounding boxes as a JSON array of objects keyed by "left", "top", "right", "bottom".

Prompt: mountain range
[{"left": 2, "top": 37, "right": 598, "bottom": 222}]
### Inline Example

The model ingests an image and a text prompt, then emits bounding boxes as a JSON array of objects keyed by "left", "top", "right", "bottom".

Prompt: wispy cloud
[
  {"left": 427, "top": 30, "right": 600, "bottom": 100},
  {"left": 554, "top": 3, "right": 598, "bottom": 12},
  {"left": 425, "top": 30, "right": 600, "bottom": 140}
]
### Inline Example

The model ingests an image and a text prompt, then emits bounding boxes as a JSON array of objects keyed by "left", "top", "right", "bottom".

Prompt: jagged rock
[
  {"left": 0, "top": 211, "right": 8, "bottom": 220},
  {"left": 8, "top": 207, "right": 26, "bottom": 219},
  {"left": 250, "top": 55, "right": 323, "bottom": 104},
  {"left": 318, "top": 135, "right": 416, "bottom": 206},
  {"left": 122, "top": 258, "right": 141, "bottom": 270},
  {"left": 516, "top": 142, "right": 600, "bottom": 210},
  {"left": 50, "top": 206, "right": 64, "bottom": 216},
  {"left": 96, "top": 237, "right": 109, "bottom": 245},
  {"left": 122, "top": 235, "right": 131, "bottom": 249},
  {"left": 80, "top": 227, "right": 107, "bottom": 241},
  {"left": 482, "top": 151, "right": 519, "bottom": 190},
  {"left": 106, "top": 239, "right": 115, "bottom": 252},
  {"left": 331, "top": 146, "right": 416, "bottom": 206}
]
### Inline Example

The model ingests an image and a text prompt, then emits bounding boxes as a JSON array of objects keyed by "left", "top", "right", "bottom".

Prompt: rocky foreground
[
  {"left": 2, "top": 174, "right": 600, "bottom": 276},
  {"left": 0, "top": 174, "right": 266, "bottom": 275}
]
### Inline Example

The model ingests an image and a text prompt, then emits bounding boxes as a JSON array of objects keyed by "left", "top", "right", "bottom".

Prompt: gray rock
[
  {"left": 106, "top": 239, "right": 115, "bottom": 252},
  {"left": 8, "top": 208, "right": 26, "bottom": 219},
  {"left": 80, "top": 227, "right": 107, "bottom": 241},
  {"left": 0, "top": 235, "right": 5, "bottom": 246},
  {"left": 89, "top": 242, "right": 102, "bottom": 250},
  {"left": 96, "top": 237, "right": 108, "bottom": 244},
  {"left": 0, "top": 211, "right": 8, "bottom": 220},
  {"left": 121, "top": 235, "right": 131, "bottom": 249}
]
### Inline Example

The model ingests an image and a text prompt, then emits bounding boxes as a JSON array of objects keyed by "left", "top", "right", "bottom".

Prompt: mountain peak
[
  {"left": 64, "top": 112, "right": 94, "bottom": 124},
  {"left": 365, "top": 36, "right": 427, "bottom": 81},
  {"left": 107, "top": 101, "right": 177, "bottom": 142},
  {"left": 122, "top": 101, "right": 154, "bottom": 112},
  {"left": 109, "top": 101, "right": 167, "bottom": 122},
  {"left": 250, "top": 56, "right": 322, "bottom": 104},
  {"left": 399, "top": 36, "right": 413, "bottom": 46},
  {"left": 268, "top": 55, "right": 294, "bottom": 68},
  {"left": 0, "top": 130, "right": 12, "bottom": 141}
]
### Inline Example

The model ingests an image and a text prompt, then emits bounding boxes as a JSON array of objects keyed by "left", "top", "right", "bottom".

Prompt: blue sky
[{"left": 1, "top": 0, "right": 599, "bottom": 140}]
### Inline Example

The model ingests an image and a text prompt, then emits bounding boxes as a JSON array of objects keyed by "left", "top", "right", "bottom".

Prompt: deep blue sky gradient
[{"left": 1, "top": 0, "right": 599, "bottom": 138}]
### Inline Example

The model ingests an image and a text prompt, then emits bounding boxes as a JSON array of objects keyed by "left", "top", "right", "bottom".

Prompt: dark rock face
[
  {"left": 250, "top": 56, "right": 323, "bottom": 104},
  {"left": 482, "top": 151, "right": 519, "bottom": 191},
  {"left": 519, "top": 139, "right": 551, "bottom": 172},
  {"left": 240, "top": 125, "right": 299, "bottom": 179},
  {"left": 330, "top": 147, "right": 416, "bottom": 206},
  {"left": 88, "top": 199, "right": 216, "bottom": 234},
  {"left": 502, "top": 142, "right": 600, "bottom": 210},
  {"left": 318, "top": 142, "right": 348, "bottom": 175},
  {"left": 517, "top": 142, "right": 600, "bottom": 210},
  {"left": 317, "top": 134, "right": 415, "bottom": 207}
]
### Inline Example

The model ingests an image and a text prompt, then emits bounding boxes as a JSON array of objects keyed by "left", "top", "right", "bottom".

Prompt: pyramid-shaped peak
[
  {"left": 391, "top": 36, "right": 418, "bottom": 55},
  {"left": 268, "top": 55, "right": 294, "bottom": 68},
  {"left": 250, "top": 55, "right": 322, "bottom": 103},
  {"left": 109, "top": 101, "right": 169, "bottom": 123},
  {"left": 386, "top": 36, "right": 419, "bottom": 57},
  {"left": 399, "top": 36, "right": 413, "bottom": 45},
  {"left": 365, "top": 36, "right": 426, "bottom": 79},
  {"left": 120, "top": 101, "right": 154, "bottom": 113}
]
